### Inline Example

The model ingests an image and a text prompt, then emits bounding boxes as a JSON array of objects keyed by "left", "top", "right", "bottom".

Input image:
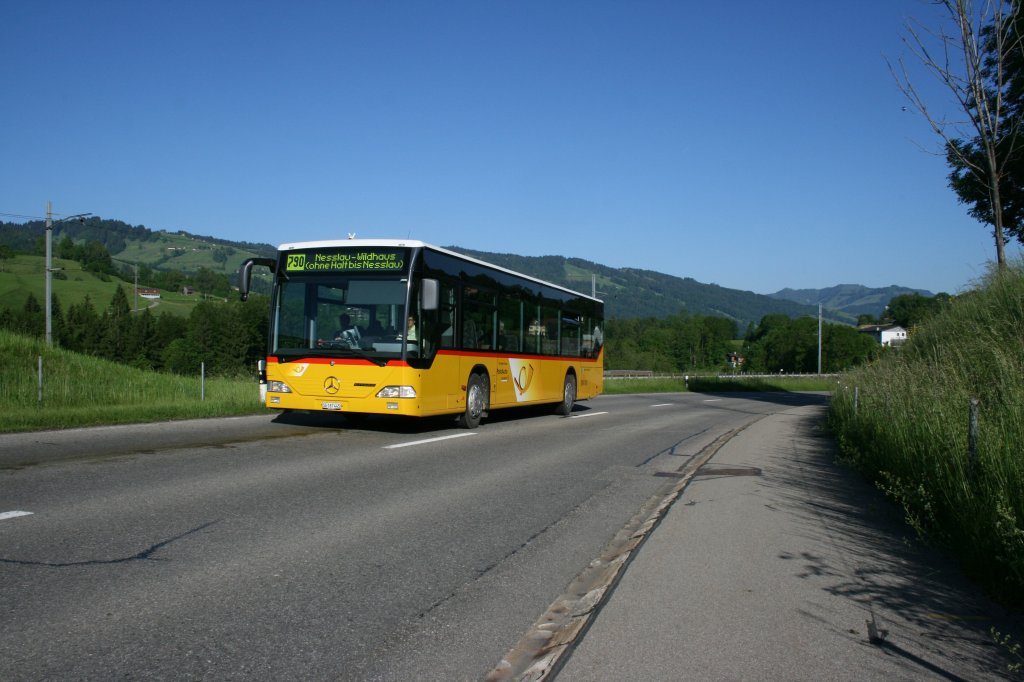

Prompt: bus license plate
[{"left": 322, "top": 401, "right": 342, "bottom": 411}]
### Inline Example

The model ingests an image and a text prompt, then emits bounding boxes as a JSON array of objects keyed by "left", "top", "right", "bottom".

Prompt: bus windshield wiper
[
  {"left": 274, "top": 348, "right": 387, "bottom": 367},
  {"left": 333, "top": 348, "right": 388, "bottom": 367}
]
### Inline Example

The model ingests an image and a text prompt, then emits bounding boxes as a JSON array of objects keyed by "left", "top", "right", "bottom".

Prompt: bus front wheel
[
  {"left": 555, "top": 373, "right": 576, "bottom": 416},
  {"left": 459, "top": 372, "right": 489, "bottom": 429}
]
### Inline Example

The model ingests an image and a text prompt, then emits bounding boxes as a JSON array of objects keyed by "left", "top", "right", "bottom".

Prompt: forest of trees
[
  {"left": 856, "top": 292, "right": 954, "bottom": 328},
  {"left": 605, "top": 314, "right": 738, "bottom": 372},
  {"left": 0, "top": 287, "right": 269, "bottom": 377},
  {"left": 604, "top": 311, "right": 885, "bottom": 374}
]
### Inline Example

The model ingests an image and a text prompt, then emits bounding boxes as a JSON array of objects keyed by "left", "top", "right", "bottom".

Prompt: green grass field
[
  {"left": 0, "top": 254, "right": 213, "bottom": 318},
  {"left": 1, "top": 254, "right": 129, "bottom": 311},
  {"left": 113, "top": 231, "right": 264, "bottom": 274},
  {"left": 0, "top": 329, "right": 263, "bottom": 433}
]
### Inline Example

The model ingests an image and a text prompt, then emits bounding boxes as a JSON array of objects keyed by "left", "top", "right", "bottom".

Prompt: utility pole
[
  {"left": 817, "top": 303, "right": 823, "bottom": 375},
  {"left": 44, "top": 202, "right": 92, "bottom": 346},
  {"left": 45, "top": 202, "right": 54, "bottom": 346}
]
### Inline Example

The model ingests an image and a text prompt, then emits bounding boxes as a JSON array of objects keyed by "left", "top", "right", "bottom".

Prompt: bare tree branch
[{"left": 890, "top": 0, "right": 1024, "bottom": 267}]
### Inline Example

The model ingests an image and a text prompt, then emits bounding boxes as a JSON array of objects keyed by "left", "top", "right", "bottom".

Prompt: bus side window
[
  {"left": 582, "top": 316, "right": 601, "bottom": 357},
  {"left": 497, "top": 296, "right": 522, "bottom": 352},
  {"left": 462, "top": 285, "right": 496, "bottom": 350},
  {"left": 541, "top": 305, "right": 559, "bottom": 355},
  {"left": 438, "top": 281, "right": 457, "bottom": 349},
  {"left": 524, "top": 304, "right": 542, "bottom": 354},
  {"left": 561, "top": 313, "right": 581, "bottom": 357}
]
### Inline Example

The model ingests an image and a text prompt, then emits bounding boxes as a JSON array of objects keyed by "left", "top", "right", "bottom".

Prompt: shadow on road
[{"left": 270, "top": 401, "right": 597, "bottom": 434}]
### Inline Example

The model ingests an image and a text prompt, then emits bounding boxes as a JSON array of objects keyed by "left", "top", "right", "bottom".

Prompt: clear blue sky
[{"left": 3, "top": 0, "right": 1021, "bottom": 296}]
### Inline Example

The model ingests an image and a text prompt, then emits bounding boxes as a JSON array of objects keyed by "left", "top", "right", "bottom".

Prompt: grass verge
[
  {"left": 0, "top": 330, "right": 263, "bottom": 433},
  {"left": 603, "top": 375, "right": 836, "bottom": 394},
  {"left": 830, "top": 264, "right": 1024, "bottom": 605}
]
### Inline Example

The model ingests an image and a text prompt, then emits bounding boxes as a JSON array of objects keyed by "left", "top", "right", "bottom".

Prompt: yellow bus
[{"left": 239, "top": 239, "right": 603, "bottom": 428}]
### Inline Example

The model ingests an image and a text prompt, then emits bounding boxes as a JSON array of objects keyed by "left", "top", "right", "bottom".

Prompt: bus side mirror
[
  {"left": 239, "top": 257, "right": 276, "bottom": 301},
  {"left": 421, "top": 278, "right": 439, "bottom": 311}
]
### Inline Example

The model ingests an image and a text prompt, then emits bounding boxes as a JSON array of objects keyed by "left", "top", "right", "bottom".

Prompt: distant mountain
[{"left": 768, "top": 284, "right": 935, "bottom": 320}]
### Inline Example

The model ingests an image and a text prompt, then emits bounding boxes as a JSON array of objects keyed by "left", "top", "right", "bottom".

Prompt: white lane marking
[
  {"left": 0, "top": 511, "right": 33, "bottom": 521},
  {"left": 569, "top": 411, "right": 608, "bottom": 419},
  {"left": 651, "top": 403, "right": 673, "bottom": 407},
  {"left": 384, "top": 433, "right": 477, "bottom": 449},
  {"left": 704, "top": 399, "right": 722, "bottom": 402}
]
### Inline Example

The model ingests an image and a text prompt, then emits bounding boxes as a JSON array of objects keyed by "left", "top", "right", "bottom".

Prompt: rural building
[
  {"left": 136, "top": 287, "right": 161, "bottom": 299},
  {"left": 858, "top": 323, "right": 908, "bottom": 347}
]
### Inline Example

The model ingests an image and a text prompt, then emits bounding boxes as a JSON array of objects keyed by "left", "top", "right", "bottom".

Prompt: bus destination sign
[{"left": 284, "top": 248, "right": 407, "bottom": 273}]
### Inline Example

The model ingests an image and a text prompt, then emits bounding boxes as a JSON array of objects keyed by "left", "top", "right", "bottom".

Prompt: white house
[{"left": 859, "top": 323, "right": 908, "bottom": 347}]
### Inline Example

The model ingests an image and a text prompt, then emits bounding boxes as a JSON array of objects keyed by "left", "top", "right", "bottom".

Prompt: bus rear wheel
[
  {"left": 555, "top": 373, "right": 576, "bottom": 416},
  {"left": 459, "top": 372, "right": 489, "bottom": 429}
]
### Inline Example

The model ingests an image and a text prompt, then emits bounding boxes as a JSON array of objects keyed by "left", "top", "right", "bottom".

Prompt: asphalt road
[{"left": 0, "top": 392, "right": 825, "bottom": 680}]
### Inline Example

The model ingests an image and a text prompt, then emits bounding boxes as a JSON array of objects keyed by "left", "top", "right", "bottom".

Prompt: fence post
[
  {"left": 201, "top": 361, "right": 206, "bottom": 402},
  {"left": 968, "top": 398, "right": 980, "bottom": 476},
  {"left": 853, "top": 386, "right": 859, "bottom": 417},
  {"left": 38, "top": 355, "right": 43, "bottom": 404}
]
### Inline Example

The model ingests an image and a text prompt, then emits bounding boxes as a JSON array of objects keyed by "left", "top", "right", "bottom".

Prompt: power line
[
  {"left": 0, "top": 212, "right": 46, "bottom": 220},
  {"left": 2, "top": 211, "right": 95, "bottom": 221}
]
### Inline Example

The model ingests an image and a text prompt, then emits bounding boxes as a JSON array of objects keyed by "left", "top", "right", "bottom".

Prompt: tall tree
[
  {"left": 892, "top": 0, "right": 1024, "bottom": 269},
  {"left": 0, "top": 243, "right": 15, "bottom": 270},
  {"left": 64, "top": 295, "right": 102, "bottom": 355},
  {"left": 102, "top": 286, "right": 133, "bottom": 362}
]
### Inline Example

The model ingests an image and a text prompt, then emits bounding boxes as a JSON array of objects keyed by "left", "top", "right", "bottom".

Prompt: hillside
[
  {"left": 0, "top": 254, "right": 216, "bottom": 317},
  {"left": 0, "top": 218, "right": 274, "bottom": 279},
  {"left": 769, "top": 284, "right": 936, "bottom": 320},
  {"left": 2, "top": 217, "right": 922, "bottom": 326}
]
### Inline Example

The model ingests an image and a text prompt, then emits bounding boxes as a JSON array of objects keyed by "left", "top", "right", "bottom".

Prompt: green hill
[
  {"left": 3, "top": 217, "right": 913, "bottom": 326},
  {"left": 0, "top": 217, "right": 274, "bottom": 277},
  {"left": 0, "top": 254, "right": 215, "bottom": 317}
]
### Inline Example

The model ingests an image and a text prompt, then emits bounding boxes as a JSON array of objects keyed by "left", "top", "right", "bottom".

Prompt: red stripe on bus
[
  {"left": 435, "top": 349, "right": 598, "bottom": 362},
  {"left": 267, "top": 357, "right": 411, "bottom": 367}
]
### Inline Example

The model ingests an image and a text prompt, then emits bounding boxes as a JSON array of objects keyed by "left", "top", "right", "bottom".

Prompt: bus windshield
[{"left": 272, "top": 274, "right": 414, "bottom": 361}]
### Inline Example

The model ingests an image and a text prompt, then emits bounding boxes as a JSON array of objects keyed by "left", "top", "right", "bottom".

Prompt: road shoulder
[{"left": 557, "top": 402, "right": 1021, "bottom": 681}]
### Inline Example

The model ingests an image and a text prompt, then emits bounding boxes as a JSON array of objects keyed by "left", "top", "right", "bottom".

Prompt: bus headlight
[
  {"left": 267, "top": 380, "right": 293, "bottom": 393},
  {"left": 376, "top": 386, "right": 416, "bottom": 399}
]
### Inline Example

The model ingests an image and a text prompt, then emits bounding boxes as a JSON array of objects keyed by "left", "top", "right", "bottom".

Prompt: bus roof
[{"left": 276, "top": 238, "right": 602, "bottom": 303}]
